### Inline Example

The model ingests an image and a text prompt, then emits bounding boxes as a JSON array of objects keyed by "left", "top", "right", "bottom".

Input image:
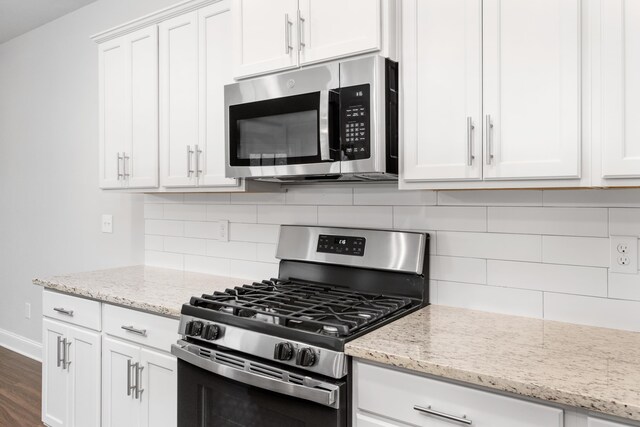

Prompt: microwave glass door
[{"left": 229, "top": 92, "right": 336, "bottom": 167}]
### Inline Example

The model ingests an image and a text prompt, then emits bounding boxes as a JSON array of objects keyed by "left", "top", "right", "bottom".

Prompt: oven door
[{"left": 172, "top": 341, "right": 348, "bottom": 427}]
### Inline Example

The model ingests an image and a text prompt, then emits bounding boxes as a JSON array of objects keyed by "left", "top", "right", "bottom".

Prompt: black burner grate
[{"left": 189, "top": 278, "right": 412, "bottom": 337}]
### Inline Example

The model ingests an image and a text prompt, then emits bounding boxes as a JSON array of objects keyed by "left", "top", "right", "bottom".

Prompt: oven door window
[
  {"left": 178, "top": 360, "right": 347, "bottom": 427},
  {"left": 229, "top": 92, "right": 330, "bottom": 167}
]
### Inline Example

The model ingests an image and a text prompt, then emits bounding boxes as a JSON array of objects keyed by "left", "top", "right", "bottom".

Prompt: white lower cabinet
[
  {"left": 353, "top": 360, "right": 563, "bottom": 427},
  {"left": 588, "top": 417, "right": 636, "bottom": 427},
  {"left": 42, "top": 318, "right": 101, "bottom": 427}
]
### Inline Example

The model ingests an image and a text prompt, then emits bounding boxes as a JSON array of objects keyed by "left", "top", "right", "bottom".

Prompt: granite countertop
[
  {"left": 346, "top": 305, "right": 640, "bottom": 422},
  {"left": 33, "top": 265, "right": 247, "bottom": 318}
]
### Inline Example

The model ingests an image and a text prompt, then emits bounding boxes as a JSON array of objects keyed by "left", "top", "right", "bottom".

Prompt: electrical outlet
[
  {"left": 219, "top": 220, "right": 229, "bottom": 242},
  {"left": 102, "top": 214, "right": 113, "bottom": 233},
  {"left": 25, "top": 303, "right": 31, "bottom": 319},
  {"left": 610, "top": 236, "right": 638, "bottom": 274}
]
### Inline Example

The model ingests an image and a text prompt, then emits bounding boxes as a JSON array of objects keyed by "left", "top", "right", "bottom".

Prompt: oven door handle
[
  {"left": 319, "top": 89, "right": 338, "bottom": 162},
  {"left": 171, "top": 343, "right": 340, "bottom": 409}
]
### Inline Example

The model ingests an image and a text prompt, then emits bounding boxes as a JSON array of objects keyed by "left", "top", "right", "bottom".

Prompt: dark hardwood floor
[{"left": 0, "top": 346, "right": 41, "bottom": 426}]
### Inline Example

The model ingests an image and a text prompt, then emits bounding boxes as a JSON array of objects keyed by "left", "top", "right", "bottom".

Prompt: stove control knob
[
  {"left": 295, "top": 348, "right": 316, "bottom": 367},
  {"left": 184, "top": 321, "right": 203, "bottom": 337},
  {"left": 273, "top": 342, "right": 294, "bottom": 361},
  {"left": 202, "top": 324, "right": 220, "bottom": 340}
]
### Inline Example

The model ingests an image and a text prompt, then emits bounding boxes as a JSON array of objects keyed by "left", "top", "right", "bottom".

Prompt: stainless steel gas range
[{"left": 171, "top": 225, "right": 429, "bottom": 427}]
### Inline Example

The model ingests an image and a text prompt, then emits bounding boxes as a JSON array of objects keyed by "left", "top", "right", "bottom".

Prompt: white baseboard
[{"left": 0, "top": 327, "right": 42, "bottom": 362}]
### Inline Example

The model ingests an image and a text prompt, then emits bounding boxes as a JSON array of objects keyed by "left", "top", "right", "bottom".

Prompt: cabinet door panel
[
  {"left": 298, "top": 0, "right": 380, "bottom": 65},
  {"left": 102, "top": 336, "right": 141, "bottom": 427},
  {"left": 160, "top": 12, "right": 199, "bottom": 187},
  {"left": 601, "top": 0, "right": 640, "bottom": 178},
  {"left": 483, "top": 0, "right": 580, "bottom": 180},
  {"left": 99, "top": 38, "right": 128, "bottom": 189},
  {"left": 67, "top": 325, "right": 100, "bottom": 427},
  {"left": 140, "top": 348, "right": 177, "bottom": 427},
  {"left": 232, "top": 0, "right": 299, "bottom": 78},
  {"left": 401, "top": 0, "right": 482, "bottom": 181},
  {"left": 128, "top": 26, "right": 159, "bottom": 189},
  {"left": 588, "top": 417, "right": 634, "bottom": 427},
  {"left": 42, "top": 319, "right": 68, "bottom": 427},
  {"left": 198, "top": 1, "right": 241, "bottom": 188}
]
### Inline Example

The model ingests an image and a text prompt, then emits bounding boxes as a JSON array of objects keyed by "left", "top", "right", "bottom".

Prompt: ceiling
[{"left": 0, "top": 0, "right": 98, "bottom": 44}]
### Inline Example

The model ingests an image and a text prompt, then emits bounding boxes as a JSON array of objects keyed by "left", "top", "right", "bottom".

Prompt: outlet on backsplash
[{"left": 610, "top": 236, "right": 638, "bottom": 274}]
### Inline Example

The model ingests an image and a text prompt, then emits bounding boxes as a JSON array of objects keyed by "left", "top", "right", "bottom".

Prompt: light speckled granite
[
  {"left": 33, "top": 265, "right": 247, "bottom": 318},
  {"left": 346, "top": 305, "right": 640, "bottom": 422}
]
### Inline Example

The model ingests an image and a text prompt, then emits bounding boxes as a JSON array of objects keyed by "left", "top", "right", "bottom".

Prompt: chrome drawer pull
[
  {"left": 121, "top": 325, "right": 147, "bottom": 337},
  {"left": 414, "top": 405, "right": 472, "bottom": 425},
  {"left": 53, "top": 307, "right": 74, "bottom": 316}
]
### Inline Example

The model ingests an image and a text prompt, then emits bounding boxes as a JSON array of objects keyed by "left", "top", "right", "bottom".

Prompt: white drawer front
[
  {"left": 355, "top": 361, "right": 563, "bottom": 427},
  {"left": 43, "top": 290, "right": 101, "bottom": 331},
  {"left": 588, "top": 417, "right": 635, "bottom": 427},
  {"left": 103, "top": 304, "right": 179, "bottom": 353}
]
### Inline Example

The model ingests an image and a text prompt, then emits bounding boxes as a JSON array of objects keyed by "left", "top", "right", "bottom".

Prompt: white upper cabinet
[
  {"left": 98, "top": 26, "right": 158, "bottom": 190},
  {"left": 482, "top": 0, "right": 581, "bottom": 180},
  {"left": 198, "top": 2, "right": 241, "bottom": 188},
  {"left": 159, "top": 12, "right": 200, "bottom": 188},
  {"left": 599, "top": 0, "right": 640, "bottom": 179},
  {"left": 298, "top": 0, "right": 381, "bottom": 66},
  {"left": 232, "top": 0, "right": 299, "bottom": 78},
  {"left": 402, "top": 0, "right": 482, "bottom": 182}
]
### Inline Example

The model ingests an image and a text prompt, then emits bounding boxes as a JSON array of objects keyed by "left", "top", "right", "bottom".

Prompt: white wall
[
  {"left": 145, "top": 186, "right": 640, "bottom": 333},
  {"left": 0, "top": 0, "right": 178, "bottom": 357}
]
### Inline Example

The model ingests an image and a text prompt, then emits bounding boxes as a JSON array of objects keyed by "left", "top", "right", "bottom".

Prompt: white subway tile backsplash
[
  {"left": 354, "top": 185, "right": 437, "bottom": 206},
  {"left": 544, "top": 293, "right": 640, "bottom": 332},
  {"left": 258, "top": 205, "right": 318, "bottom": 225},
  {"left": 285, "top": 186, "right": 353, "bottom": 205},
  {"left": 318, "top": 206, "right": 393, "bottom": 228},
  {"left": 145, "top": 235, "right": 164, "bottom": 251},
  {"left": 488, "top": 207, "right": 608, "bottom": 237},
  {"left": 543, "top": 189, "right": 640, "bottom": 207},
  {"left": 184, "top": 255, "right": 230, "bottom": 276},
  {"left": 437, "top": 231, "right": 541, "bottom": 262},
  {"left": 145, "top": 250, "right": 183, "bottom": 270},
  {"left": 164, "top": 204, "right": 207, "bottom": 221},
  {"left": 256, "top": 243, "right": 278, "bottom": 263},
  {"left": 230, "top": 192, "right": 285, "bottom": 205},
  {"left": 487, "top": 260, "right": 607, "bottom": 297},
  {"left": 438, "top": 190, "right": 542, "bottom": 207},
  {"left": 164, "top": 237, "right": 207, "bottom": 256},
  {"left": 394, "top": 206, "right": 487, "bottom": 232},
  {"left": 542, "top": 236, "right": 609, "bottom": 267},
  {"left": 144, "top": 194, "right": 184, "bottom": 204},
  {"left": 229, "top": 259, "right": 279, "bottom": 281},
  {"left": 608, "top": 272, "right": 640, "bottom": 301},
  {"left": 230, "top": 223, "right": 280, "bottom": 244},
  {"left": 207, "top": 205, "right": 257, "bottom": 223},
  {"left": 610, "top": 209, "right": 640, "bottom": 236},
  {"left": 430, "top": 256, "right": 486, "bottom": 284},
  {"left": 144, "top": 204, "right": 164, "bottom": 219},
  {"left": 145, "top": 219, "right": 183, "bottom": 237},
  {"left": 184, "top": 221, "right": 225, "bottom": 239},
  {"left": 437, "top": 281, "right": 543, "bottom": 318},
  {"left": 206, "top": 240, "right": 256, "bottom": 261},
  {"left": 183, "top": 193, "right": 231, "bottom": 204}
]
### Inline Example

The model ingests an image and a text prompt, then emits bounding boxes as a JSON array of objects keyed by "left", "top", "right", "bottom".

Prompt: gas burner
[{"left": 322, "top": 325, "right": 339, "bottom": 336}]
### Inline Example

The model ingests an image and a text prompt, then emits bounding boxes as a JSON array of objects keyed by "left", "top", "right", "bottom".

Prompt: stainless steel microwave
[{"left": 224, "top": 56, "right": 398, "bottom": 182}]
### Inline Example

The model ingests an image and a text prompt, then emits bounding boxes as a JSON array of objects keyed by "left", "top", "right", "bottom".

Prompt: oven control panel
[
  {"left": 317, "top": 234, "right": 366, "bottom": 256},
  {"left": 340, "top": 84, "right": 370, "bottom": 160}
]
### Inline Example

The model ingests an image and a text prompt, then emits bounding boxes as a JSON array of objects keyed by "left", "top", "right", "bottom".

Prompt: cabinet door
[
  {"left": 102, "top": 336, "right": 141, "bottom": 427},
  {"left": 401, "top": 0, "right": 482, "bottom": 182},
  {"left": 232, "top": 0, "right": 299, "bottom": 78},
  {"left": 128, "top": 26, "right": 159, "bottom": 189},
  {"left": 356, "top": 413, "right": 409, "bottom": 426},
  {"left": 98, "top": 36, "right": 128, "bottom": 189},
  {"left": 140, "top": 348, "right": 177, "bottom": 427},
  {"left": 198, "top": 1, "right": 241, "bottom": 188},
  {"left": 298, "top": 0, "right": 380, "bottom": 65},
  {"left": 42, "top": 319, "right": 68, "bottom": 427},
  {"left": 67, "top": 325, "right": 101, "bottom": 427},
  {"left": 483, "top": 0, "right": 580, "bottom": 180},
  {"left": 159, "top": 12, "right": 199, "bottom": 188},
  {"left": 588, "top": 417, "right": 634, "bottom": 427},
  {"left": 600, "top": 0, "right": 640, "bottom": 178}
]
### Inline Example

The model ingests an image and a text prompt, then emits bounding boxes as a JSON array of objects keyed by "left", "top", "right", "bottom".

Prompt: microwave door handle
[{"left": 319, "top": 90, "right": 332, "bottom": 161}]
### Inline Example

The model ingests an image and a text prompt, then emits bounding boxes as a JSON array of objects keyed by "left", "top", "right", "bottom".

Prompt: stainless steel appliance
[
  {"left": 172, "top": 225, "right": 429, "bottom": 427},
  {"left": 224, "top": 56, "right": 399, "bottom": 182}
]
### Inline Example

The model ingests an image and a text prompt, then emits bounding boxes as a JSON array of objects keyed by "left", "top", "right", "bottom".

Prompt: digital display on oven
[{"left": 317, "top": 234, "right": 365, "bottom": 256}]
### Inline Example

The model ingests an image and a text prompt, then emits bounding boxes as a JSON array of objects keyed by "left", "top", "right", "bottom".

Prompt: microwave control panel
[
  {"left": 317, "top": 234, "right": 366, "bottom": 256},
  {"left": 341, "top": 84, "right": 370, "bottom": 160}
]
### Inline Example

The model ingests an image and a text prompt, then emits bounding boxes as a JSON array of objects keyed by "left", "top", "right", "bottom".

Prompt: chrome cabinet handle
[
  {"left": 195, "top": 144, "right": 203, "bottom": 177},
  {"left": 298, "top": 10, "right": 305, "bottom": 51},
  {"left": 466, "top": 117, "right": 475, "bottom": 166},
  {"left": 485, "top": 114, "right": 494, "bottom": 165},
  {"left": 53, "top": 307, "right": 74, "bottom": 317},
  {"left": 284, "top": 13, "right": 293, "bottom": 54},
  {"left": 116, "top": 153, "right": 124, "bottom": 180},
  {"left": 135, "top": 364, "right": 144, "bottom": 399},
  {"left": 121, "top": 325, "right": 147, "bottom": 337},
  {"left": 56, "top": 336, "right": 63, "bottom": 368},
  {"left": 186, "top": 145, "right": 194, "bottom": 177},
  {"left": 414, "top": 405, "right": 472, "bottom": 425},
  {"left": 63, "top": 339, "right": 72, "bottom": 370},
  {"left": 123, "top": 152, "right": 130, "bottom": 178},
  {"left": 127, "top": 359, "right": 137, "bottom": 396}
]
